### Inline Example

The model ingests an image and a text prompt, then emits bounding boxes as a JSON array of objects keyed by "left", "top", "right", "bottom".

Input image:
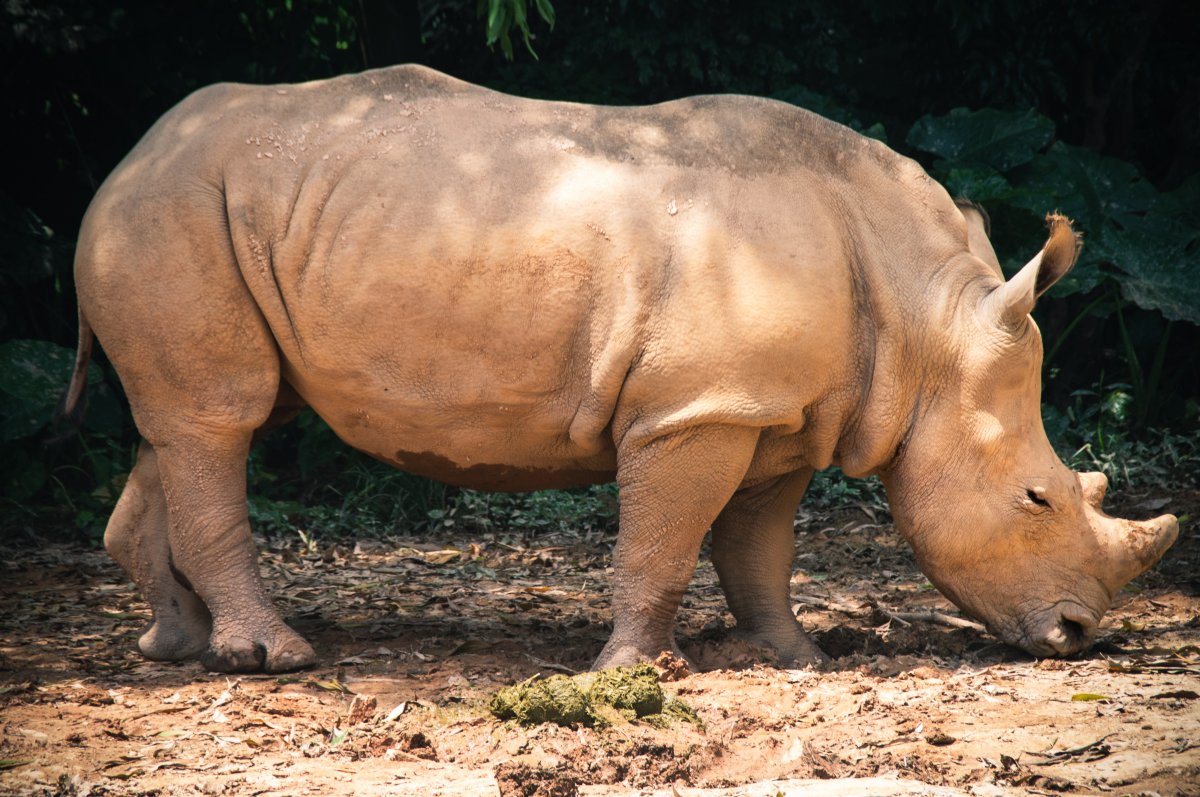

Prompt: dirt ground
[{"left": 2, "top": 489, "right": 1198, "bottom": 797}]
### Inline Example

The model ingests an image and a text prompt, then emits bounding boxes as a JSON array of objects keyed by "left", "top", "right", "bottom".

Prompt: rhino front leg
[
  {"left": 711, "top": 469, "right": 830, "bottom": 667},
  {"left": 154, "top": 432, "right": 316, "bottom": 673},
  {"left": 594, "top": 425, "right": 761, "bottom": 670},
  {"left": 105, "top": 440, "right": 211, "bottom": 661}
]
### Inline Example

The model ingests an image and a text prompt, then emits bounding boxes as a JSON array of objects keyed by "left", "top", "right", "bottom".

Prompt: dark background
[{"left": 2, "top": 0, "right": 1197, "bottom": 538}]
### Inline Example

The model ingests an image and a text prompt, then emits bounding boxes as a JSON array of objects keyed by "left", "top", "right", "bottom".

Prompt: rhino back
[{"left": 80, "top": 65, "right": 966, "bottom": 488}]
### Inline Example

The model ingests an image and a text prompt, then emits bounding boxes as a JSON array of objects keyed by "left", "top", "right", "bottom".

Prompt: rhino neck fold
[{"left": 832, "top": 249, "right": 995, "bottom": 480}]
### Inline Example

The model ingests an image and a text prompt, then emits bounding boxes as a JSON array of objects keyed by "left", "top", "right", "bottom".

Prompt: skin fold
[{"left": 68, "top": 65, "right": 1177, "bottom": 673}]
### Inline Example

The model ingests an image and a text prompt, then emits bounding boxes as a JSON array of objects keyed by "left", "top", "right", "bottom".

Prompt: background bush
[{"left": 2, "top": 0, "right": 1197, "bottom": 539}]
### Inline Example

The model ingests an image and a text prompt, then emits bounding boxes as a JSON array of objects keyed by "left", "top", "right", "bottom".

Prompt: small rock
[{"left": 346, "top": 694, "right": 377, "bottom": 725}]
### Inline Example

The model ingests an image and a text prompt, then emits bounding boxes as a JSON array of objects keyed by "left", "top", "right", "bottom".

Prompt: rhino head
[{"left": 881, "top": 213, "right": 1178, "bottom": 657}]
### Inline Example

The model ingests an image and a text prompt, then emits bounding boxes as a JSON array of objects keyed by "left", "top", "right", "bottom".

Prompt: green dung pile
[{"left": 488, "top": 663, "right": 699, "bottom": 728}]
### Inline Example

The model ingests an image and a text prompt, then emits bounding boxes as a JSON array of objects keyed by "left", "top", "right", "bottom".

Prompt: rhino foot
[
  {"left": 592, "top": 638, "right": 693, "bottom": 672},
  {"left": 729, "top": 626, "right": 831, "bottom": 669},
  {"left": 137, "top": 588, "right": 212, "bottom": 662},
  {"left": 201, "top": 625, "right": 317, "bottom": 673}
]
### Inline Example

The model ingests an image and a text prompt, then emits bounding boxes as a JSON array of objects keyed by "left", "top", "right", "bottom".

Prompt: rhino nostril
[
  {"left": 1060, "top": 617, "right": 1087, "bottom": 646},
  {"left": 1038, "top": 612, "right": 1094, "bottom": 656}
]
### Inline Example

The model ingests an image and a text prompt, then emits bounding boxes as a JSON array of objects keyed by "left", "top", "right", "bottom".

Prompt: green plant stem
[
  {"left": 1044, "top": 290, "right": 1115, "bottom": 368},
  {"left": 1138, "top": 320, "right": 1174, "bottom": 429},
  {"left": 1113, "top": 300, "right": 1145, "bottom": 405}
]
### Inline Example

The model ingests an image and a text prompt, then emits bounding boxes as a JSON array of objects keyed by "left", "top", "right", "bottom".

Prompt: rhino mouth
[{"left": 1008, "top": 601, "right": 1100, "bottom": 657}]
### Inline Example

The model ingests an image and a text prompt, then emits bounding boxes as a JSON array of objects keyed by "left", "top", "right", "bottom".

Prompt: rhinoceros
[{"left": 65, "top": 65, "right": 1177, "bottom": 674}]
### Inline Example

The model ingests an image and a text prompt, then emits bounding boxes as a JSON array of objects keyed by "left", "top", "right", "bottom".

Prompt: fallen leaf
[
  {"left": 449, "top": 639, "right": 497, "bottom": 656},
  {"left": 106, "top": 768, "right": 146, "bottom": 781},
  {"left": 423, "top": 549, "right": 462, "bottom": 565},
  {"left": 307, "top": 678, "right": 354, "bottom": 695},
  {"left": 1026, "top": 734, "right": 1114, "bottom": 765},
  {"left": 1152, "top": 690, "right": 1199, "bottom": 700},
  {"left": 146, "top": 761, "right": 190, "bottom": 773},
  {"left": 101, "top": 611, "right": 143, "bottom": 620},
  {"left": 0, "top": 760, "right": 30, "bottom": 771},
  {"left": 1071, "top": 693, "right": 1114, "bottom": 702},
  {"left": 1107, "top": 647, "right": 1200, "bottom": 675},
  {"left": 197, "top": 731, "right": 243, "bottom": 745},
  {"left": 1135, "top": 497, "right": 1171, "bottom": 512}
]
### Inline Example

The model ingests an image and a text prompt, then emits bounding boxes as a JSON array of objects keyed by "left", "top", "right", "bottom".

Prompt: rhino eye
[{"left": 1025, "top": 487, "right": 1051, "bottom": 510}]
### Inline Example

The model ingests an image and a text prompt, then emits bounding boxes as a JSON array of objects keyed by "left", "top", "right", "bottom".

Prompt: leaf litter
[{"left": 0, "top": 490, "right": 1198, "bottom": 795}]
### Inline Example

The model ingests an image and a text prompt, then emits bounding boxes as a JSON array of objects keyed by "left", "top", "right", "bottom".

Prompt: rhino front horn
[{"left": 1100, "top": 507, "right": 1179, "bottom": 590}]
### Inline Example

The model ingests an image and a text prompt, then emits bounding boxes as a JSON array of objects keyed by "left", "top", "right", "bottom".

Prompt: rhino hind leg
[
  {"left": 711, "top": 469, "right": 830, "bottom": 668},
  {"left": 144, "top": 423, "right": 314, "bottom": 673},
  {"left": 76, "top": 189, "right": 319, "bottom": 673},
  {"left": 593, "top": 425, "right": 762, "bottom": 670},
  {"left": 105, "top": 440, "right": 212, "bottom": 661}
]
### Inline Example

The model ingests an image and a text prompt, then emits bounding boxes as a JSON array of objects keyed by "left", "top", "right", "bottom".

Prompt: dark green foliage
[
  {"left": 0, "top": 339, "right": 129, "bottom": 535},
  {"left": 478, "top": 0, "right": 554, "bottom": 60},
  {"left": 905, "top": 105, "right": 1198, "bottom": 429},
  {"left": 907, "top": 108, "right": 1056, "bottom": 173},
  {"left": 2, "top": 0, "right": 1197, "bottom": 539}
]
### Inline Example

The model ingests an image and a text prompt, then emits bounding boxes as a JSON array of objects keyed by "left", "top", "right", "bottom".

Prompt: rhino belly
[
  {"left": 381, "top": 447, "right": 616, "bottom": 491},
  {"left": 297, "top": 383, "right": 619, "bottom": 492}
]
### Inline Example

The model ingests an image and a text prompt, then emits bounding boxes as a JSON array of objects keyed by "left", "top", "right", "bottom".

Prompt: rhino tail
[{"left": 52, "top": 306, "right": 94, "bottom": 438}]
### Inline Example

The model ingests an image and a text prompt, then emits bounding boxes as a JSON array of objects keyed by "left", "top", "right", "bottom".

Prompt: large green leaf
[
  {"left": 906, "top": 107, "right": 1055, "bottom": 172},
  {"left": 939, "top": 165, "right": 1014, "bottom": 204},
  {"left": 1010, "top": 142, "right": 1156, "bottom": 233},
  {"left": 1103, "top": 180, "right": 1200, "bottom": 324},
  {"left": 0, "top": 339, "right": 96, "bottom": 442},
  {"left": 1008, "top": 142, "right": 1159, "bottom": 298}
]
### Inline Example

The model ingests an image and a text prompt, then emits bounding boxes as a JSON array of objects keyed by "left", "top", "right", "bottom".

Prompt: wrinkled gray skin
[{"left": 67, "top": 66, "right": 1178, "bottom": 673}]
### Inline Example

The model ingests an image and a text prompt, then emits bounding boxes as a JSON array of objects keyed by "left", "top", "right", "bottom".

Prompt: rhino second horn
[{"left": 1079, "top": 471, "right": 1108, "bottom": 509}]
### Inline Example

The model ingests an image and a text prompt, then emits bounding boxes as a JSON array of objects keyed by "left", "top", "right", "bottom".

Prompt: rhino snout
[{"left": 1015, "top": 601, "right": 1100, "bottom": 658}]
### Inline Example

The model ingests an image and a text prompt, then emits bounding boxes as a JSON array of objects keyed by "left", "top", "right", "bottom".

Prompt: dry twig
[{"left": 792, "top": 595, "right": 984, "bottom": 632}]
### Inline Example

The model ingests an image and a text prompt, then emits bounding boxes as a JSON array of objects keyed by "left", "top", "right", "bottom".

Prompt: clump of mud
[
  {"left": 488, "top": 663, "right": 697, "bottom": 728},
  {"left": 494, "top": 761, "right": 579, "bottom": 797}
]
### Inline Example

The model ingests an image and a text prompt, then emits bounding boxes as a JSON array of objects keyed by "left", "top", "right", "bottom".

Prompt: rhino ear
[
  {"left": 956, "top": 199, "right": 1003, "bottom": 278},
  {"left": 987, "top": 213, "right": 1081, "bottom": 329}
]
